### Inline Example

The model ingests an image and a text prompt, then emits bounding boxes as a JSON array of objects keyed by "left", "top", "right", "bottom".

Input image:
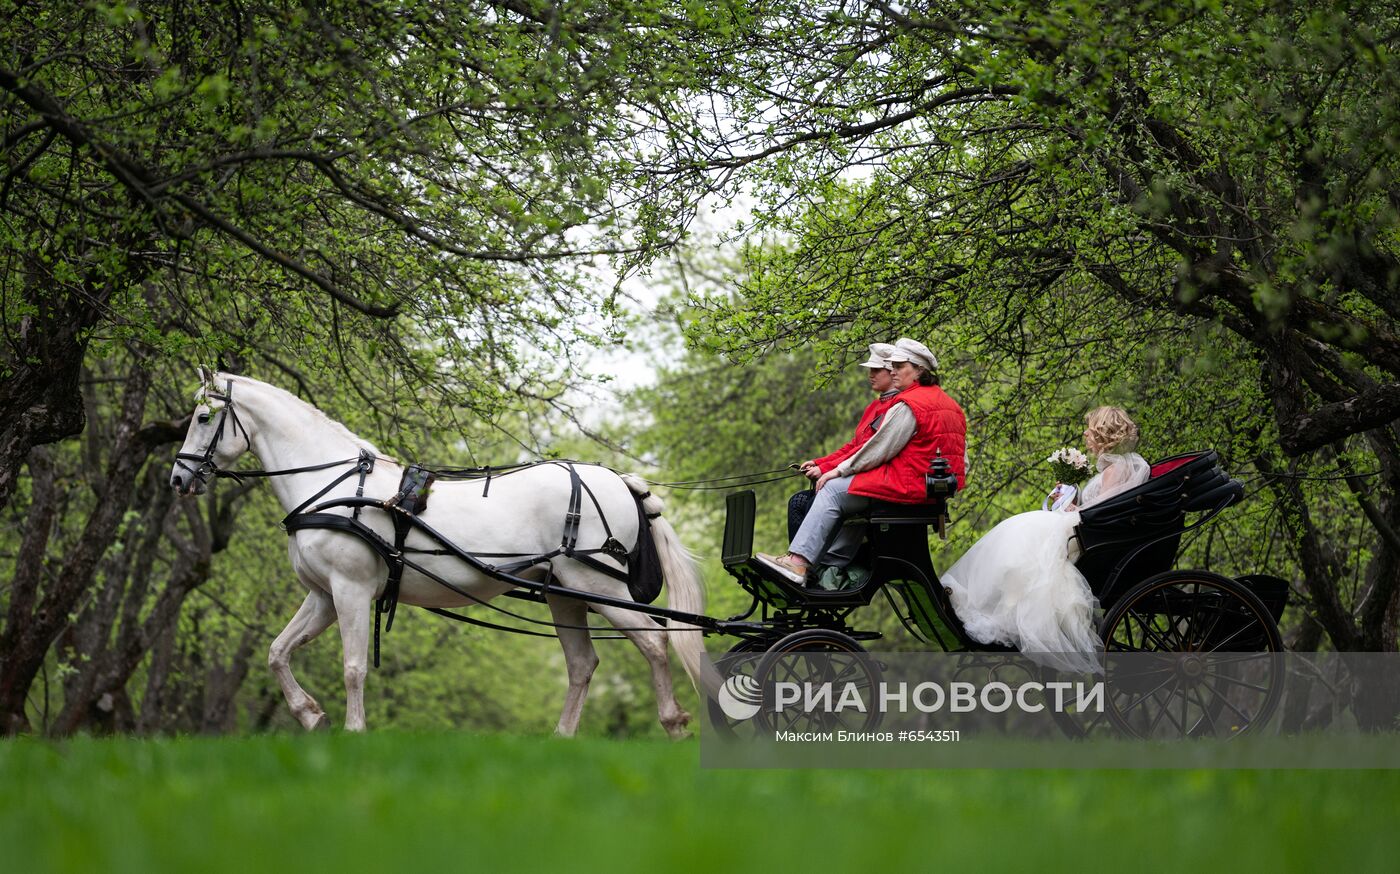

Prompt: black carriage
[{"left": 711, "top": 450, "right": 1289, "bottom": 739}]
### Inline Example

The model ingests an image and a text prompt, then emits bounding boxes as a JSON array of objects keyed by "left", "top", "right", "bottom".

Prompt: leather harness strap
[
  {"left": 280, "top": 451, "right": 376, "bottom": 525},
  {"left": 289, "top": 462, "right": 638, "bottom": 668}
]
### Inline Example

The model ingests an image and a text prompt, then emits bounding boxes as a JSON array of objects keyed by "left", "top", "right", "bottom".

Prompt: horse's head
[{"left": 170, "top": 369, "right": 253, "bottom": 496}]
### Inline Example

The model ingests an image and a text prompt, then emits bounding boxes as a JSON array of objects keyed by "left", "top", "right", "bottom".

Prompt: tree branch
[
  {"left": 1280, "top": 383, "right": 1400, "bottom": 456},
  {"left": 0, "top": 66, "right": 401, "bottom": 318}
]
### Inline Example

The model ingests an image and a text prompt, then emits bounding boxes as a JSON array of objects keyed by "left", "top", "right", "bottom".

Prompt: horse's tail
[{"left": 621, "top": 474, "right": 722, "bottom": 699}]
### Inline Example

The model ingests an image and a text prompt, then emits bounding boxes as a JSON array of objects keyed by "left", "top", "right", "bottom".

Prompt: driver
[
  {"left": 798, "top": 342, "right": 900, "bottom": 482},
  {"left": 757, "top": 338, "right": 967, "bottom": 584}
]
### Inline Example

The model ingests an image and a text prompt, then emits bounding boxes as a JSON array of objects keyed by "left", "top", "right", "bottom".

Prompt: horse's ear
[{"left": 196, "top": 365, "right": 211, "bottom": 383}]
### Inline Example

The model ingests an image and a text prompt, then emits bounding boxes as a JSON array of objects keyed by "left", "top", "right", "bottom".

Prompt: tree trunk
[
  {"left": 70, "top": 498, "right": 212, "bottom": 735},
  {"left": 0, "top": 446, "right": 60, "bottom": 735},
  {"left": 49, "top": 466, "right": 257, "bottom": 734},
  {"left": 49, "top": 464, "right": 176, "bottom": 736},
  {"left": 0, "top": 365, "right": 159, "bottom": 734},
  {"left": 136, "top": 622, "right": 179, "bottom": 735},
  {"left": 1280, "top": 616, "right": 1325, "bottom": 733},
  {"left": 201, "top": 625, "right": 259, "bottom": 734},
  {"left": 0, "top": 258, "right": 116, "bottom": 515},
  {"left": 1255, "top": 452, "right": 1358, "bottom": 649},
  {"left": 0, "top": 323, "right": 89, "bottom": 516},
  {"left": 1355, "top": 468, "right": 1400, "bottom": 652}
]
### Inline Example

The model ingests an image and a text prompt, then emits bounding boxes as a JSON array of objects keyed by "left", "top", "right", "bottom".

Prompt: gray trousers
[{"left": 788, "top": 476, "right": 871, "bottom": 567}]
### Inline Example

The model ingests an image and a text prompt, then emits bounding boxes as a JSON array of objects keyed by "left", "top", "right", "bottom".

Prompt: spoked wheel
[
  {"left": 706, "top": 638, "right": 773, "bottom": 740},
  {"left": 753, "top": 629, "right": 883, "bottom": 735},
  {"left": 1098, "top": 571, "right": 1285, "bottom": 739},
  {"left": 1044, "top": 664, "right": 1117, "bottom": 739}
]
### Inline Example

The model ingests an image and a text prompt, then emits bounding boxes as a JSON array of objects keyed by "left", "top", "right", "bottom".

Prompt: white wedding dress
[{"left": 942, "top": 452, "right": 1150, "bottom": 674}]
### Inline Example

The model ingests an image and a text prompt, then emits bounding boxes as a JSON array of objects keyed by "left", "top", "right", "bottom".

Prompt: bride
[{"left": 942, "top": 406, "right": 1150, "bottom": 673}]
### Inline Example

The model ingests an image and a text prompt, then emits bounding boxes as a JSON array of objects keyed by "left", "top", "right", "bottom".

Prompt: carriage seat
[
  {"left": 1077, "top": 450, "right": 1241, "bottom": 550},
  {"left": 1075, "top": 450, "right": 1244, "bottom": 605}
]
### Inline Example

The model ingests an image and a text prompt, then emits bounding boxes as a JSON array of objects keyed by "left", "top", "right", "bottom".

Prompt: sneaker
[{"left": 755, "top": 553, "right": 808, "bottom": 584}]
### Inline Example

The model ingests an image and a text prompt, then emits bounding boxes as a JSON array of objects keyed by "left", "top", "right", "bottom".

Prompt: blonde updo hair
[{"left": 1085, "top": 406, "right": 1139, "bottom": 454}]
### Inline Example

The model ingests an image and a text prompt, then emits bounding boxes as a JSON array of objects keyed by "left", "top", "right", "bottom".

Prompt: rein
[{"left": 645, "top": 466, "right": 804, "bottom": 490}]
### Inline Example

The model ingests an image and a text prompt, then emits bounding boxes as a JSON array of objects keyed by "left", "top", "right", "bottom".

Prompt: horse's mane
[{"left": 218, "top": 372, "right": 382, "bottom": 456}]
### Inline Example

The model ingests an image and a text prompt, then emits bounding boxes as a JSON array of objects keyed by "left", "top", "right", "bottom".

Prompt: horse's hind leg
[
  {"left": 269, "top": 588, "right": 338, "bottom": 730},
  {"left": 550, "top": 563, "right": 690, "bottom": 738},
  {"left": 547, "top": 595, "right": 599, "bottom": 737},
  {"left": 590, "top": 601, "right": 692, "bottom": 739}
]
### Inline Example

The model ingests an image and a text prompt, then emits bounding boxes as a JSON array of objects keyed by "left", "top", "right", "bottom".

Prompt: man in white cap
[
  {"left": 798, "top": 342, "right": 900, "bottom": 482},
  {"left": 758, "top": 337, "right": 967, "bottom": 584}
]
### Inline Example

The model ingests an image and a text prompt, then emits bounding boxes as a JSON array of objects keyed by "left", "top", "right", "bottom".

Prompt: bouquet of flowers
[
  {"left": 1043, "top": 447, "right": 1091, "bottom": 511},
  {"left": 1047, "top": 447, "right": 1092, "bottom": 485}
]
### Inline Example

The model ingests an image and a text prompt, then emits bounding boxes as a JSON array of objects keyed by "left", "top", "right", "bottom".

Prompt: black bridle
[{"left": 174, "top": 379, "right": 254, "bottom": 485}]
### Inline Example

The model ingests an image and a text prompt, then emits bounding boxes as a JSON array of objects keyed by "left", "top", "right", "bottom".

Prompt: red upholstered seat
[{"left": 1150, "top": 452, "right": 1206, "bottom": 479}]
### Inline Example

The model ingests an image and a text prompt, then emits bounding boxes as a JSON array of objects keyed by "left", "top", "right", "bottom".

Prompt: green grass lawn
[{"left": 3, "top": 731, "right": 1398, "bottom": 873}]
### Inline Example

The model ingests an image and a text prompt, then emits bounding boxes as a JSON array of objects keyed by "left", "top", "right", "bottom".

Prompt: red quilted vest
[
  {"left": 849, "top": 385, "right": 967, "bottom": 503},
  {"left": 813, "top": 394, "right": 897, "bottom": 473}
]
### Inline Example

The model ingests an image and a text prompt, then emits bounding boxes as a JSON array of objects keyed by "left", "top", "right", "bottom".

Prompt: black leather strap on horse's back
[
  {"left": 554, "top": 464, "right": 646, "bottom": 595},
  {"left": 575, "top": 474, "right": 628, "bottom": 561},
  {"left": 352, "top": 450, "right": 374, "bottom": 520},
  {"left": 563, "top": 474, "right": 661, "bottom": 603},
  {"left": 561, "top": 463, "right": 583, "bottom": 555},
  {"left": 281, "top": 452, "right": 376, "bottom": 524},
  {"left": 385, "top": 464, "right": 436, "bottom": 515}
]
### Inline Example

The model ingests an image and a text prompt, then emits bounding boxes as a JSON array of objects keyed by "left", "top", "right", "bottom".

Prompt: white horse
[{"left": 169, "top": 372, "right": 717, "bottom": 735}]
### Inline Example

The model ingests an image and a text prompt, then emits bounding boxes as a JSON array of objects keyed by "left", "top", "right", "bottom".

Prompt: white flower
[
  {"left": 1047, "top": 446, "right": 1091, "bottom": 483},
  {"left": 1046, "top": 447, "right": 1089, "bottom": 468}
]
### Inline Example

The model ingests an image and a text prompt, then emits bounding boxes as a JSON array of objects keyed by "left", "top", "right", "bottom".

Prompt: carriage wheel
[
  {"left": 752, "top": 629, "right": 883, "bottom": 735},
  {"left": 706, "top": 638, "right": 774, "bottom": 740},
  {"left": 1098, "top": 571, "right": 1284, "bottom": 740},
  {"left": 1041, "top": 665, "right": 1116, "bottom": 739}
]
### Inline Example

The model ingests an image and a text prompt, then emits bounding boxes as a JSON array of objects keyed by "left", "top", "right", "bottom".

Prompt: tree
[
  {"left": 639, "top": 0, "right": 1400, "bottom": 651},
  {"left": 1, "top": 1, "right": 740, "bottom": 734},
  {"left": 1, "top": 0, "right": 720, "bottom": 511}
]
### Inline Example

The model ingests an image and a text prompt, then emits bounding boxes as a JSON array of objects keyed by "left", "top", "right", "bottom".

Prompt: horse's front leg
[
  {"left": 269, "top": 588, "right": 338, "bottom": 730},
  {"left": 329, "top": 575, "right": 376, "bottom": 731}
]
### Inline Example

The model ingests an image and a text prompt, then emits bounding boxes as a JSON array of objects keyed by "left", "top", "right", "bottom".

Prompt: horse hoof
[{"left": 663, "top": 712, "right": 693, "bottom": 740}]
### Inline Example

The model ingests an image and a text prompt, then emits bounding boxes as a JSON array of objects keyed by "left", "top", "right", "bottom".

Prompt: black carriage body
[
  {"left": 720, "top": 449, "right": 1286, "bottom": 652},
  {"left": 1077, "top": 451, "right": 1237, "bottom": 607},
  {"left": 716, "top": 450, "right": 1291, "bottom": 740}
]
